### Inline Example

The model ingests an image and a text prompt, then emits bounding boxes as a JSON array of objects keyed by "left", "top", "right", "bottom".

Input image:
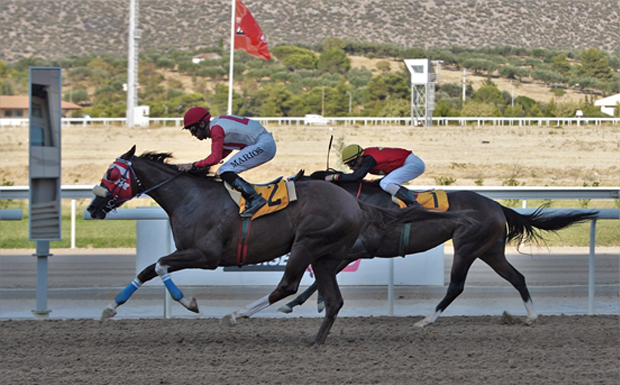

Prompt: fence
[
  {"left": 2, "top": 185, "right": 618, "bottom": 316},
  {"left": 1, "top": 116, "right": 620, "bottom": 128}
]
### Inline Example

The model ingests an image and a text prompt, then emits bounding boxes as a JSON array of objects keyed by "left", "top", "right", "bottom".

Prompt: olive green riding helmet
[{"left": 342, "top": 144, "right": 364, "bottom": 164}]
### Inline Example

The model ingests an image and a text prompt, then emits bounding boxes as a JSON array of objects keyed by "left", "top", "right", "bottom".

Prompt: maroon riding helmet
[{"left": 183, "top": 107, "right": 211, "bottom": 129}]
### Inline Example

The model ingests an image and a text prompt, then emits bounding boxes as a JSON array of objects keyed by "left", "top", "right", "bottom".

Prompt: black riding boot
[
  {"left": 393, "top": 186, "right": 419, "bottom": 207},
  {"left": 232, "top": 177, "right": 267, "bottom": 218}
]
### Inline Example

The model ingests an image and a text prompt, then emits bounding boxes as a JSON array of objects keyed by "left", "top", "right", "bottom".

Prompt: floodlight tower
[
  {"left": 404, "top": 59, "right": 436, "bottom": 127},
  {"left": 126, "top": 0, "right": 140, "bottom": 127}
]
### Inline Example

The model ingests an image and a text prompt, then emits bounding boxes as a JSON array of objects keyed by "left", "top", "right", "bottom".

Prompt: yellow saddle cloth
[
  {"left": 225, "top": 178, "right": 298, "bottom": 220},
  {"left": 394, "top": 190, "right": 449, "bottom": 211}
]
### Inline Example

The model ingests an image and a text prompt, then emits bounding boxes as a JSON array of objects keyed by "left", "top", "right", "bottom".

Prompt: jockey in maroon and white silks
[
  {"left": 178, "top": 107, "right": 276, "bottom": 218},
  {"left": 193, "top": 115, "right": 276, "bottom": 173}
]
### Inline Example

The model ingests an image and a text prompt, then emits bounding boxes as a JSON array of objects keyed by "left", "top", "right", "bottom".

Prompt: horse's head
[{"left": 87, "top": 145, "right": 138, "bottom": 219}]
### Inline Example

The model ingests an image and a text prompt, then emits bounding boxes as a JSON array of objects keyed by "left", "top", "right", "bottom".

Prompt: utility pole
[
  {"left": 126, "top": 0, "right": 139, "bottom": 127},
  {"left": 462, "top": 68, "right": 467, "bottom": 103}
]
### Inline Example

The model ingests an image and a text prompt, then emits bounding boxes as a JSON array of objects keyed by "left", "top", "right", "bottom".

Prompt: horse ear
[{"left": 122, "top": 145, "right": 137, "bottom": 160}]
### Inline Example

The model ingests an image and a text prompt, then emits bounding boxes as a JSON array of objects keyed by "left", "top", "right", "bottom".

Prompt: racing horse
[
  {"left": 236, "top": 170, "right": 597, "bottom": 327},
  {"left": 86, "top": 146, "right": 466, "bottom": 345}
]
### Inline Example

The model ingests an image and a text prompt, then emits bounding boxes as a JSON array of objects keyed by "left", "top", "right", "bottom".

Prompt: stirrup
[{"left": 240, "top": 196, "right": 267, "bottom": 218}]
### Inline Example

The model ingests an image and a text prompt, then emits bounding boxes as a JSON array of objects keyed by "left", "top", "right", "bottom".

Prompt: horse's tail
[
  {"left": 358, "top": 200, "right": 469, "bottom": 232},
  {"left": 501, "top": 205, "right": 598, "bottom": 244}
]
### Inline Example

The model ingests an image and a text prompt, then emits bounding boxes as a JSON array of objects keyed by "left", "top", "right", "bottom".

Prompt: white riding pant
[
  {"left": 218, "top": 133, "right": 277, "bottom": 174},
  {"left": 379, "top": 153, "right": 426, "bottom": 195}
]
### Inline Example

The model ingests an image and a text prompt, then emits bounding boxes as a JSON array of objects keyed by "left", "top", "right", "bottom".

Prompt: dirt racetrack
[{"left": 1, "top": 315, "right": 618, "bottom": 385}]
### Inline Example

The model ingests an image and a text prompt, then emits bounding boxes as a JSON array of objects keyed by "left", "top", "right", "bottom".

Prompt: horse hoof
[
  {"left": 221, "top": 314, "right": 237, "bottom": 327},
  {"left": 317, "top": 301, "right": 325, "bottom": 313},
  {"left": 278, "top": 305, "right": 293, "bottom": 314},
  {"left": 187, "top": 297, "right": 199, "bottom": 313},
  {"left": 100, "top": 308, "right": 117, "bottom": 321},
  {"left": 414, "top": 320, "right": 427, "bottom": 328}
]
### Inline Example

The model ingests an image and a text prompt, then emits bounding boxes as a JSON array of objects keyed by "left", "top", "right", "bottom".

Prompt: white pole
[
  {"left": 71, "top": 199, "right": 76, "bottom": 248},
  {"left": 227, "top": 0, "right": 236, "bottom": 115},
  {"left": 388, "top": 259, "right": 394, "bottom": 316},
  {"left": 588, "top": 220, "right": 596, "bottom": 314},
  {"left": 462, "top": 68, "right": 467, "bottom": 103},
  {"left": 127, "top": 0, "right": 136, "bottom": 127}
]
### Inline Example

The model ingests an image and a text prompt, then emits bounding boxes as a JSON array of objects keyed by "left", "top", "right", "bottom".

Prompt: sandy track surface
[{"left": 1, "top": 315, "right": 617, "bottom": 385}]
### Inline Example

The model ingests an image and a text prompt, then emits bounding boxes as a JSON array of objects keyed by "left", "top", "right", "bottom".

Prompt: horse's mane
[
  {"left": 139, "top": 151, "right": 174, "bottom": 164},
  {"left": 138, "top": 151, "right": 218, "bottom": 180}
]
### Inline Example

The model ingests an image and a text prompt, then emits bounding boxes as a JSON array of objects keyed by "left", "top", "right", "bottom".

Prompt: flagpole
[{"left": 227, "top": 0, "right": 236, "bottom": 115}]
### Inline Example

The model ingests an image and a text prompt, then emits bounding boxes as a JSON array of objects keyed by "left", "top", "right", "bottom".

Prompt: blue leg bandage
[
  {"left": 161, "top": 274, "right": 183, "bottom": 301},
  {"left": 115, "top": 279, "right": 141, "bottom": 305}
]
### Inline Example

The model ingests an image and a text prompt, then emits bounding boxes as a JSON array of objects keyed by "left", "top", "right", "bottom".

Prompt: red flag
[{"left": 234, "top": 0, "right": 271, "bottom": 60}]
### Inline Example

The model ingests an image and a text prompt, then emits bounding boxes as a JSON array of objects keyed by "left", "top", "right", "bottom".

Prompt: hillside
[{"left": 1, "top": 0, "right": 619, "bottom": 62}]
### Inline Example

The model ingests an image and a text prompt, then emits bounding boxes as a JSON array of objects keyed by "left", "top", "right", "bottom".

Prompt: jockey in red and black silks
[{"left": 325, "top": 145, "right": 426, "bottom": 207}]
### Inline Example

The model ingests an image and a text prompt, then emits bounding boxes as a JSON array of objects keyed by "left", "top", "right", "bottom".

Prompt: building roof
[
  {"left": 0, "top": 95, "right": 82, "bottom": 110},
  {"left": 594, "top": 93, "right": 620, "bottom": 107}
]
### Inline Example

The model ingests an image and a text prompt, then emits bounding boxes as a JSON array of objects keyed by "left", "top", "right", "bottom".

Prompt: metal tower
[{"left": 404, "top": 59, "right": 437, "bottom": 127}]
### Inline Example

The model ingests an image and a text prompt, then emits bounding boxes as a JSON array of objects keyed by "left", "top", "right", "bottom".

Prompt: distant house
[
  {"left": 192, "top": 53, "right": 222, "bottom": 64},
  {"left": 0, "top": 95, "right": 82, "bottom": 119},
  {"left": 594, "top": 93, "right": 620, "bottom": 116}
]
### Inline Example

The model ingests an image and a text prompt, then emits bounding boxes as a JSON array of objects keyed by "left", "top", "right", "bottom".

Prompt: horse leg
[
  {"left": 479, "top": 246, "right": 537, "bottom": 324},
  {"left": 309, "top": 257, "right": 344, "bottom": 346},
  {"left": 278, "top": 281, "right": 318, "bottom": 313},
  {"left": 222, "top": 255, "right": 310, "bottom": 326},
  {"left": 152, "top": 248, "right": 222, "bottom": 314},
  {"left": 279, "top": 259, "right": 351, "bottom": 314},
  {"left": 154, "top": 261, "right": 199, "bottom": 313},
  {"left": 317, "top": 290, "right": 325, "bottom": 313},
  {"left": 415, "top": 249, "right": 478, "bottom": 328},
  {"left": 101, "top": 263, "right": 158, "bottom": 320}
]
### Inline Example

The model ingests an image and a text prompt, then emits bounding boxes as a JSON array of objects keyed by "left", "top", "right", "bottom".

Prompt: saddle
[
  {"left": 224, "top": 176, "right": 298, "bottom": 220},
  {"left": 393, "top": 189, "right": 449, "bottom": 211}
]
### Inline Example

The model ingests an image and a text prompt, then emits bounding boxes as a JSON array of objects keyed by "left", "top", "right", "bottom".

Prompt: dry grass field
[{"left": 1, "top": 122, "right": 619, "bottom": 189}]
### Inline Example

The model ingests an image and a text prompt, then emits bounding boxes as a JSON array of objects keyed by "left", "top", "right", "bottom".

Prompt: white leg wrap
[
  {"left": 155, "top": 262, "right": 167, "bottom": 276},
  {"left": 415, "top": 310, "right": 442, "bottom": 327},
  {"left": 524, "top": 299, "right": 538, "bottom": 324},
  {"left": 224, "top": 295, "right": 271, "bottom": 325}
]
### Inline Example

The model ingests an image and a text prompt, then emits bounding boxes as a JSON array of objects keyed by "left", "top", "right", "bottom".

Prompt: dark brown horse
[
  {"left": 86, "top": 146, "right": 465, "bottom": 345},
  {"left": 236, "top": 171, "right": 597, "bottom": 327}
]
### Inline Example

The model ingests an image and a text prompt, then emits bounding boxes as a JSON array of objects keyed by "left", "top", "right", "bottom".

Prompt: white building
[{"left": 594, "top": 93, "right": 620, "bottom": 116}]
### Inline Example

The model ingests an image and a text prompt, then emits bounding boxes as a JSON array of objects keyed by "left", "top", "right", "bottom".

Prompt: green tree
[
  {"left": 317, "top": 49, "right": 351, "bottom": 75},
  {"left": 347, "top": 67, "right": 372, "bottom": 88},
  {"left": 498, "top": 65, "right": 530, "bottom": 81},
  {"left": 462, "top": 58, "right": 497, "bottom": 76},
  {"left": 1, "top": 81, "right": 14, "bottom": 95},
  {"left": 376, "top": 60, "right": 391, "bottom": 73},
  {"left": 211, "top": 85, "right": 242, "bottom": 116},
  {"left": 532, "top": 69, "right": 566, "bottom": 86},
  {"left": 550, "top": 54, "right": 571, "bottom": 76},
  {"left": 578, "top": 48, "right": 613, "bottom": 81},
  {"left": 322, "top": 37, "right": 346, "bottom": 52},
  {"left": 0, "top": 60, "right": 8, "bottom": 77},
  {"left": 283, "top": 53, "right": 317, "bottom": 70},
  {"left": 461, "top": 101, "right": 501, "bottom": 117},
  {"left": 472, "top": 85, "right": 504, "bottom": 106}
]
